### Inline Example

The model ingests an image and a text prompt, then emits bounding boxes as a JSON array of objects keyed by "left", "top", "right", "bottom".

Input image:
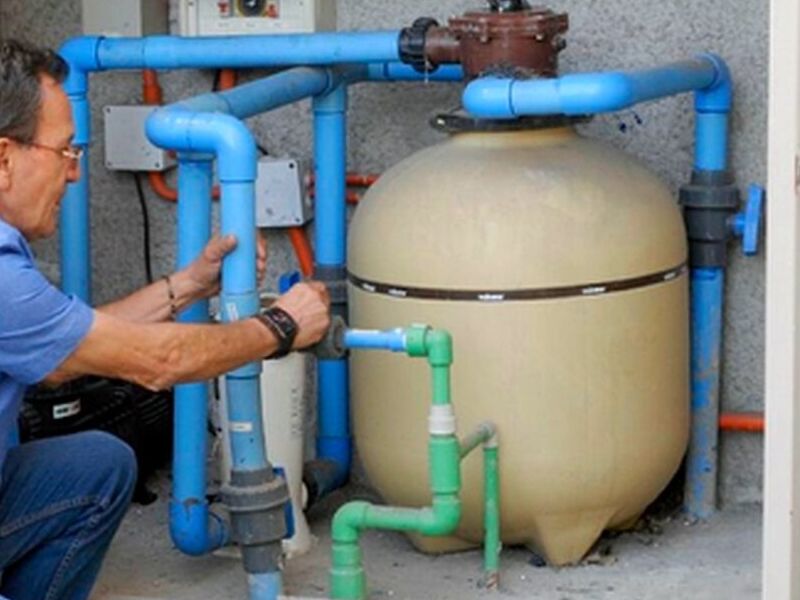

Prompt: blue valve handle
[
  {"left": 731, "top": 183, "right": 764, "bottom": 256},
  {"left": 279, "top": 270, "right": 302, "bottom": 293}
]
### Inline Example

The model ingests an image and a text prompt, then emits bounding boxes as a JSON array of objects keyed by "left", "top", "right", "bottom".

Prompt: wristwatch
[{"left": 254, "top": 306, "right": 298, "bottom": 359}]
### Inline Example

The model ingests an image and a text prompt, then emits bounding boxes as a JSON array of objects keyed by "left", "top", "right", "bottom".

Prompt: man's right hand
[{"left": 273, "top": 281, "right": 331, "bottom": 350}]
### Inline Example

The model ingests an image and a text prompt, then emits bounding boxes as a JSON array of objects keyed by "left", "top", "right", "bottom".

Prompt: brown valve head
[{"left": 430, "top": 6, "right": 568, "bottom": 79}]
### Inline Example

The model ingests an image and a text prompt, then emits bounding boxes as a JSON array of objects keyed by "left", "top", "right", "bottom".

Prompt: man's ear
[{"left": 0, "top": 138, "right": 14, "bottom": 191}]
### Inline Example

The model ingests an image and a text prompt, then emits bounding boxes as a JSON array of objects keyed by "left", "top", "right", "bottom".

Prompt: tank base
[
  {"left": 407, "top": 532, "right": 479, "bottom": 555},
  {"left": 609, "top": 512, "right": 644, "bottom": 532},
  {"left": 524, "top": 508, "right": 616, "bottom": 566}
]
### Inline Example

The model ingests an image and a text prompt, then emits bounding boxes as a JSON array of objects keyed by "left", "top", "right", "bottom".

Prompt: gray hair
[{"left": 0, "top": 39, "right": 69, "bottom": 143}]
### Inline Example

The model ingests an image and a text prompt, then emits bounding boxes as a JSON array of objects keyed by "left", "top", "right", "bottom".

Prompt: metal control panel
[
  {"left": 104, "top": 106, "right": 175, "bottom": 172},
  {"left": 178, "top": 0, "right": 336, "bottom": 36},
  {"left": 255, "top": 157, "right": 313, "bottom": 227}
]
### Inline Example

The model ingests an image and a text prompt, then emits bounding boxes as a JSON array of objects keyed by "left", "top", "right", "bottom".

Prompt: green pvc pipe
[
  {"left": 330, "top": 436, "right": 461, "bottom": 599},
  {"left": 330, "top": 326, "right": 501, "bottom": 599},
  {"left": 330, "top": 326, "right": 460, "bottom": 600},
  {"left": 483, "top": 445, "right": 501, "bottom": 588},
  {"left": 459, "top": 423, "right": 501, "bottom": 589}
]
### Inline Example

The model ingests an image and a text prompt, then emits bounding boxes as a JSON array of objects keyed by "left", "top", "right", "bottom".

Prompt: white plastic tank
[{"left": 218, "top": 352, "right": 313, "bottom": 558}]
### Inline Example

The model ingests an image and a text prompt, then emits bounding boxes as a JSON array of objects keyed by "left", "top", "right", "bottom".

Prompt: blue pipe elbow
[
  {"left": 462, "top": 77, "right": 515, "bottom": 119},
  {"left": 463, "top": 56, "right": 723, "bottom": 118},
  {"left": 169, "top": 502, "right": 229, "bottom": 556},
  {"left": 58, "top": 36, "right": 102, "bottom": 95},
  {"left": 146, "top": 109, "right": 256, "bottom": 182},
  {"left": 694, "top": 53, "right": 732, "bottom": 113}
]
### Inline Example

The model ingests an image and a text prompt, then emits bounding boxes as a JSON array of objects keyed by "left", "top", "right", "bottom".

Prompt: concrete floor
[{"left": 91, "top": 475, "right": 762, "bottom": 600}]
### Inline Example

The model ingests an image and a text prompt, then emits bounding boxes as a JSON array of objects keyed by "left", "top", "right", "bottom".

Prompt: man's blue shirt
[{"left": 0, "top": 219, "right": 94, "bottom": 472}]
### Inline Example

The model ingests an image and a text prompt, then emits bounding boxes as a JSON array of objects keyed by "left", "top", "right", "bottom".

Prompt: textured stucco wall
[{"left": 1, "top": 0, "right": 767, "bottom": 505}]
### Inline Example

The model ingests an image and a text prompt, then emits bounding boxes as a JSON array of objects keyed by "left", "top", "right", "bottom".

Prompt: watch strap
[{"left": 254, "top": 306, "right": 298, "bottom": 359}]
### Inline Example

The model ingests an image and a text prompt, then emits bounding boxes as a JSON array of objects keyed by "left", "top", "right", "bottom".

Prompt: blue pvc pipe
[
  {"left": 148, "top": 109, "right": 275, "bottom": 580},
  {"left": 249, "top": 572, "right": 283, "bottom": 600},
  {"left": 313, "top": 85, "right": 348, "bottom": 267},
  {"left": 59, "top": 151, "right": 91, "bottom": 301},
  {"left": 693, "top": 55, "right": 731, "bottom": 172},
  {"left": 95, "top": 32, "right": 401, "bottom": 70},
  {"left": 462, "top": 56, "right": 722, "bottom": 119},
  {"left": 171, "top": 158, "right": 229, "bottom": 555},
  {"left": 176, "top": 67, "right": 334, "bottom": 120},
  {"left": 685, "top": 268, "right": 724, "bottom": 519},
  {"left": 316, "top": 360, "right": 351, "bottom": 488},
  {"left": 344, "top": 329, "right": 407, "bottom": 352},
  {"left": 462, "top": 52, "right": 735, "bottom": 520},
  {"left": 312, "top": 84, "right": 351, "bottom": 493},
  {"left": 58, "top": 38, "right": 97, "bottom": 303},
  {"left": 694, "top": 112, "right": 729, "bottom": 171},
  {"left": 54, "top": 31, "right": 392, "bottom": 300},
  {"left": 365, "top": 63, "right": 464, "bottom": 82},
  {"left": 685, "top": 56, "right": 731, "bottom": 520}
]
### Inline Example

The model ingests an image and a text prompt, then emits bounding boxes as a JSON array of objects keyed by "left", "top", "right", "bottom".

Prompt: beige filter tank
[{"left": 347, "top": 125, "right": 689, "bottom": 566}]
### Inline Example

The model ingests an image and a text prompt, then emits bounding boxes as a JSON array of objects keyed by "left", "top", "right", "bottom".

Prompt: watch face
[{"left": 266, "top": 307, "right": 298, "bottom": 340}]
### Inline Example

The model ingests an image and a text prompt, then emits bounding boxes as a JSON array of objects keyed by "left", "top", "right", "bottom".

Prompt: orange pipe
[
  {"left": 719, "top": 412, "right": 764, "bottom": 432},
  {"left": 308, "top": 172, "right": 380, "bottom": 188},
  {"left": 345, "top": 173, "right": 380, "bottom": 187},
  {"left": 308, "top": 189, "right": 362, "bottom": 204},
  {"left": 142, "top": 69, "right": 163, "bottom": 105},
  {"left": 288, "top": 227, "right": 314, "bottom": 277},
  {"left": 148, "top": 171, "right": 177, "bottom": 201},
  {"left": 218, "top": 68, "right": 238, "bottom": 90}
]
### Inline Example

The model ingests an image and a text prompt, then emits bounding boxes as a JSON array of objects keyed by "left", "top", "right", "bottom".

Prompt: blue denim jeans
[{"left": 0, "top": 431, "right": 137, "bottom": 600}]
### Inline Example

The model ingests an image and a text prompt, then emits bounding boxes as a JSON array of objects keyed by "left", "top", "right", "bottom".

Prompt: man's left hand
[{"left": 184, "top": 232, "right": 267, "bottom": 299}]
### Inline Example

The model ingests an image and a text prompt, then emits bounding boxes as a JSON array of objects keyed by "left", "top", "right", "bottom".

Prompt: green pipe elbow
[
  {"left": 404, "top": 326, "right": 453, "bottom": 367},
  {"left": 418, "top": 495, "right": 462, "bottom": 536},
  {"left": 425, "top": 329, "right": 453, "bottom": 367},
  {"left": 332, "top": 500, "right": 370, "bottom": 544}
]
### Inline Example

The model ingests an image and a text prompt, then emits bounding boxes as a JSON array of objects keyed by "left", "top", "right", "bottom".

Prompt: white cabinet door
[{"left": 765, "top": 1, "right": 800, "bottom": 598}]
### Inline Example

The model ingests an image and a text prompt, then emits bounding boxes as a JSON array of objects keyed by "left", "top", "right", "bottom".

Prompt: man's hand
[
  {"left": 273, "top": 281, "right": 331, "bottom": 349},
  {"left": 183, "top": 232, "right": 268, "bottom": 299}
]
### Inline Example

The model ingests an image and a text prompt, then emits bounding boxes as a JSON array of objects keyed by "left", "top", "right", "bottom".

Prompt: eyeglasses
[{"left": 22, "top": 140, "right": 84, "bottom": 162}]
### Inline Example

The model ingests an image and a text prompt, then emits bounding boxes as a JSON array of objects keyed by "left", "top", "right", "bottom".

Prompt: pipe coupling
[
  {"left": 399, "top": 17, "right": 441, "bottom": 73},
  {"left": 679, "top": 170, "right": 740, "bottom": 268},
  {"left": 429, "top": 405, "right": 457, "bottom": 436},
  {"left": 310, "top": 315, "right": 348, "bottom": 360},
  {"left": 221, "top": 468, "right": 290, "bottom": 573},
  {"left": 315, "top": 265, "right": 348, "bottom": 310}
]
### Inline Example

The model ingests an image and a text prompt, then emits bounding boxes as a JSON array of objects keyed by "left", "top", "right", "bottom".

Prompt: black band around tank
[{"left": 347, "top": 263, "right": 687, "bottom": 303}]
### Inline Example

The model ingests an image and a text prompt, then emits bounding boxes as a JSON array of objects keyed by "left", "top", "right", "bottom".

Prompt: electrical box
[
  {"left": 178, "top": 0, "right": 336, "bottom": 36},
  {"left": 104, "top": 106, "right": 175, "bottom": 172},
  {"left": 82, "top": 0, "right": 168, "bottom": 37},
  {"left": 255, "top": 157, "right": 313, "bottom": 227}
]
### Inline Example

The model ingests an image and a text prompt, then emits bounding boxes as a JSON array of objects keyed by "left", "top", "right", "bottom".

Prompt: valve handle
[
  {"left": 731, "top": 184, "right": 764, "bottom": 256},
  {"left": 278, "top": 270, "right": 302, "bottom": 294}
]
